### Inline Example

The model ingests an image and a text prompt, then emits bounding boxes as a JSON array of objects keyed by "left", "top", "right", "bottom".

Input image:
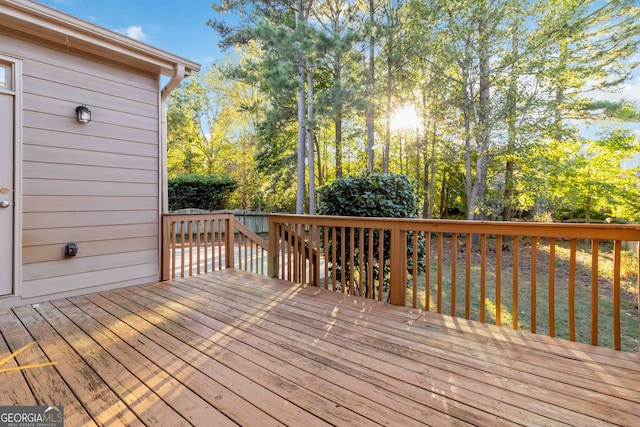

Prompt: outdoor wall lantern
[{"left": 75, "top": 105, "right": 91, "bottom": 123}]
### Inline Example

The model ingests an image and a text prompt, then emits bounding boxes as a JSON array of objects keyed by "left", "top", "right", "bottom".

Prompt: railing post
[
  {"left": 225, "top": 215, "right": 234, "bottom": 269},
  {"left": 267, "top": 216, "right": 279, "bottom": 278},
  {"left": 161, "top": 215, "right": 170, "bottom": 281},
  {"left": 389, "top": 222, "right": 403, "bottom": 306}
]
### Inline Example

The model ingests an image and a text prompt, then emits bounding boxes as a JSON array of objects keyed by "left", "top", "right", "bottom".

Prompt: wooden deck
[{"left": 1, "top": 270, "right": 639, "bottom": 426}]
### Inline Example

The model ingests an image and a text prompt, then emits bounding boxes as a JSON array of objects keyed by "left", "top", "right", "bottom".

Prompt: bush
[
  {"left": 318, "top": 173, "right": 424, "bottom": 297},
  {"left": 318, "top": 173, "right": 419, "bottom": 218},
  {"left": 168, "top": 174, "right": 237, "bottom": 211}
]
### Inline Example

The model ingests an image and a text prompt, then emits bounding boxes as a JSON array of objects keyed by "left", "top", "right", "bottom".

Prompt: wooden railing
[
  {"left": 268, "top": 214, "right": 640, "bottom": 351},
  {"left": 162, "top": 212, "right": 268, "bottom": 280}
]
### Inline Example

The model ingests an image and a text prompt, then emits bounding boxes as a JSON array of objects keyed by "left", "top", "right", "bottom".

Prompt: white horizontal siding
[
  {"left": 0, "top": 30, "right": 163, "bottom": 298},
  {"left": 24, "top": 162, "right": 158, "bottom": 184},
  {"left": 23, "top": 236, "right": 158, "bottom": 264},
  {"left": 21, "top": 263, "right": 160, "bottom": 298}
]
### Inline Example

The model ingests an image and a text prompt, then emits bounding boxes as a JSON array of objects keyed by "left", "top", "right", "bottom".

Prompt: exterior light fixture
[{"left": 75, "top": 105, "right": 91, "bottom": 123}]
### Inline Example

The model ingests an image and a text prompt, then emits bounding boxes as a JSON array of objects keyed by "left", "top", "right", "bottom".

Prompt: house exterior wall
[{"left": 0, "top": 27, "right": 162, "bottom": 301}]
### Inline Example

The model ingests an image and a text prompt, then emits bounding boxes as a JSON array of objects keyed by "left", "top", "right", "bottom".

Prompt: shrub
[
  {"left": 318, "top": 173, "right": 419, "bottom": 218},
  {"left": 168, "top": 174, "right": 237, "bottom": 211},
  {"left": 318, "top": 173, "right": 425, "bottom": 297}
]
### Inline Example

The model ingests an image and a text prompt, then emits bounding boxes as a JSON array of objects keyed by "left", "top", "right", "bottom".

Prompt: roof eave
[{"left": 0, "top": 0, "right": 201, "bottom": 76}]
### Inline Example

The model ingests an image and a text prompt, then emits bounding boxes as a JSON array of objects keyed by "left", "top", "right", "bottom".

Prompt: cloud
[
  {"left": 590, "top": 75, "right": 640, "bottom": 104},
  {"left": 118, "top": 25, "right": 148, "bottom": 42}
]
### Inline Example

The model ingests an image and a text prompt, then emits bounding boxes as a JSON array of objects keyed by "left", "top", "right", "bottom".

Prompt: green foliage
[
  {"left": 585, "top": 100, "right": 640, "bottom": 122},
  {"left": 168, "top": 174, "right": 238, "bottom": 212},
  {"left": 318, "top": 173, "right": 419, "bottom": 218},
  {"left": 201, "top": 0, "right": 640, "bottom": 221},
  {"left": 318, "top": 173, "right": 424, "bottom": 297}
]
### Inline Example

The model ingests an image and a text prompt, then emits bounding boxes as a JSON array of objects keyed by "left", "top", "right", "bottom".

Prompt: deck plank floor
[{"left": 1, "top": 269, "right": 639, "bottom": 426}]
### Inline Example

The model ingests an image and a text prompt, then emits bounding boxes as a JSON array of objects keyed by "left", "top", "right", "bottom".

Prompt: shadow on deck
[{"left": 1, "top": 269, "right": 639, "bottom": 426}]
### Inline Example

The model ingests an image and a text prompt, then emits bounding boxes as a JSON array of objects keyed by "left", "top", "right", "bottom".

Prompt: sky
[
  {"left": 37, "top": 0, "right": 224, "bottom": 67},
  {"left": 37, "top": 0, "right": 639, "bottom": 141}
]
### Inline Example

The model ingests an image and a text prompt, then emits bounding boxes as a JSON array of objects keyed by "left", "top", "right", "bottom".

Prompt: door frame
[{"left": 0, "top": 52, "right": 22, "bottom": 298}]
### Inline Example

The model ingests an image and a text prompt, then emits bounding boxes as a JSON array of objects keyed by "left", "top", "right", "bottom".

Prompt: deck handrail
[
  {"left": 268, "top": 214, "right": 640, "bottom": 351},
  {"left": 162, "top": 212, "right": 268, "bottom": 280}
]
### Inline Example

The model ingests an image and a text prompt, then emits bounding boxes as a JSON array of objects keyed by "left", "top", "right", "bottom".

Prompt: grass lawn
[{"left": 404, "top": 236, "right": 639, "bottom": 352}]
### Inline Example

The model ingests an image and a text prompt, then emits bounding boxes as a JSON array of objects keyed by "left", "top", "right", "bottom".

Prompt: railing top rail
[
  {"left": 164, "top": 212, "right": 235, "bottom": 221},
  {"left": 234, "top": 219, "right": 268, "bottom": 249},
  {"left": 268, "top": 214, "right": 640, "bottom": 241}
]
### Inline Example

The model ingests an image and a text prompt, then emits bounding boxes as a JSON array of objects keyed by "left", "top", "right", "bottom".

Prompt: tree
[{"left": 210, "top": 0, "right": 318, "bottom": 214}]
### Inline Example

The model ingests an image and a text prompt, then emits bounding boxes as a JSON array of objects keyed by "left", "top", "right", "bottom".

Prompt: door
[{"left": 0, "top": 62, "right": 14, "bottom": 295}]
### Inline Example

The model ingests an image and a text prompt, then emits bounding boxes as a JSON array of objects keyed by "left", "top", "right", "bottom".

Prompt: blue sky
[
  {"left": 39, "top": 0, "right": 640, "bottom": 105},
  {"left": 37, "top": 0, "right": 224, "bottom": 66}
]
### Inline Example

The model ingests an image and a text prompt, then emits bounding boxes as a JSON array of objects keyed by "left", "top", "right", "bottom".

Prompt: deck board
[
  {"left": 181, "top": 273, "right": 640, "bottom": 422},
  {"left": 0, "top": 269, "right": 638, "bottom": 426}
]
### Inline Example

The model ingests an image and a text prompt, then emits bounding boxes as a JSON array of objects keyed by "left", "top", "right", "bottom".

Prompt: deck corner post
[
  {"left": 389, "top": 223, "right": 404, "bottom": 306},
  {"left": 268, "top": 215, "right": 279, "bottom": 278},
  {"left": 225, "top": 215, "right": 234, "bottom": 269},
  {"left": 161, "top": 215, "right": 170, "bottom": 281}
]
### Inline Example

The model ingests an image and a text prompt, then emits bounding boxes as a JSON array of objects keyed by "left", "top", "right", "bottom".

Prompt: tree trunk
[
  {"left": 440, "top": 169, "right": 448, "bottom": 218},
  {"left": 295, "top": 8, "right": 306, "bottom": 214},
  {"left": 307, "top": 60, "right": 315, "bottom": 215},
  {"left": 335, "top": 57, "right": 343, "bottom": 179},
  {"left": 429, "top": 120, "right": 436, "bottom": 219},
  {"left": 383, "top": 31, "right": 393, "bottom": 173},
  {"left": 314, "top": 134, "right": 323, "bottom": 186},
  {"left": 366, "top": 0, "right": 375, "bottom": 173},
  {"left": 472, "top": 9, "right": 491, "bottom": 221},
  {"left": 422, "top": 145, "right": 429, "bottom": 219},
  {"left": 503, "top": 19, "right": 519, "bottom": 221},
  {"left": 463, "top": 77, "right": 474, "bottom": 220}
]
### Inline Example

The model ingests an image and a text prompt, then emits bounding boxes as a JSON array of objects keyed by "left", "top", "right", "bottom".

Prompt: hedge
[{"left": 168, "top": 174, "right": 237, "bottom": 211}]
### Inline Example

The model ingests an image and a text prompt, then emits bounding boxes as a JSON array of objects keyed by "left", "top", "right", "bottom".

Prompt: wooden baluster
[
  {"left": 293, "top": 225, "right": 299, "bottom": 282},
  {"left": 549, "top": 238, "right": 556, "bottom": 337},
  {"left": 425, "top": 232, "right": 431, "bottom": 311},
  {"left": 591, "top": 239, "right": 599, "bottom": 345},
  {"left": 349, "top": 228, "right": 355, "bottom": 294},
  {"left": 288, "top": 224, "right": 294, "bottom": 281},
  {"left": 465, "top": 233, "right": 471, "bottom": 319},
  {"left": 203, "top": 220, "right": 209, "bottom": 273},
  {"left": 413, "top": 231, "right": 418, "bottom": 308},
  {"left": 171, "top": 221, "right": 176, "bottom": 279},
  {"left": 451, "top": 233, "right": 457, "bottom": 316},
  {"left": 480, "top": 234, "right": 486, "bottom": 323},
  {"left": 496, "top": 235, "right": 502, "bottom": 326},
  {"left": 437, "top": 232, "right": 443, "bottom": 313},
  {"left": 219, "top": 219, "right": 224, "bottom": 270},
  {"left": 531, "top": 236, "right": 537, "bottom": 333},
  {"left": 243, "top": 233, "right": 248, "bottom": 271},
  {"left": 317, "top": 226, "right": 321, "bottom": 286},
  {"left": 188, "top": 221, "right": 193, "bottom": 276},
  {"left": 378, "top": 230, "right": 384, "bottom": 302},
  {"left": 340, "top": 227, "right": 346, "bottom": 293},
  {"left": 512, "top": 235, "right": 519, "bottom": 330},
  {"left": 332, "top": 227, "right": 337, "bottom": 292},
  {"left": 301, "top": 225, "right": 306, "bottom": 283},
  {"left": 277, "top": 224, "right": 282, "bottom": 278},
  {"left": 569, "top": 239, "right": 577, "bottom": 341},
  {"left": 613, "top": 240, "right": 621, "bottom": 350},
  {"left": 196, "top": 220, "right": 201, "bottom": 275},
  {"left": 324, "top": 226, "right": 330, "bottom": 289},
  {"left": 359, "top": 228, "right": 364, "bottom": 296},
  {"left": 368, "top": 229, "right": 374, "bottom": 298},
  {"left": 180, "top": 220, "right": 185, "bottom": 277}
]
